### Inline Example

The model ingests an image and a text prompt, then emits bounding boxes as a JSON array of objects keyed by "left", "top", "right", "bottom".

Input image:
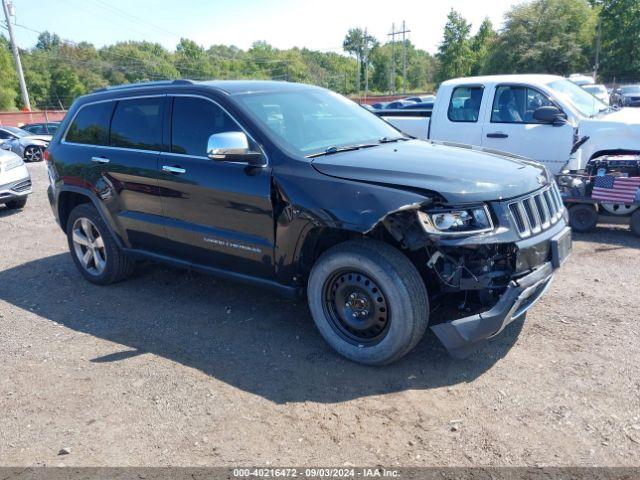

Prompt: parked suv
[{"left": 46, "top": 80, "right": 571, "bottom": 365}]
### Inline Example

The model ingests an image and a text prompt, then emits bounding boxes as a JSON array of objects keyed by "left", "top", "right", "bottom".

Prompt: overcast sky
[{"left": 7, "top": 0, "right": 520, "bottom": 54}]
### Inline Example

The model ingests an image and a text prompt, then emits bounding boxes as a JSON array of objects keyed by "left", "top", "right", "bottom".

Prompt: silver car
[
  {"left": 0, "top": 126, "right": 51, "bottom": 162},
  {"left": 0, "top": 149, "right": 31, "bottom": 209}
]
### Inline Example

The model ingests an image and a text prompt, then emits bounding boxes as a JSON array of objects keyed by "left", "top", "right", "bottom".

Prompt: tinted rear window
[
  {"left": 448, "top": 86, "right": 483, "bottom": 122},
  {"left": 66, "top": 102, "right": 114, "bottom": 145},
  {"left": 110, "top": 97, "right": 162, "bottom": 151}
]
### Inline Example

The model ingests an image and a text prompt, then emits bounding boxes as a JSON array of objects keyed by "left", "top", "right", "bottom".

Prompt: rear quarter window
[
  {"left": 448, "top": 86, "right": 483, "bottom": 122},
  {"left": 66, "top": 102, "right": 114, "bottom": 146}
]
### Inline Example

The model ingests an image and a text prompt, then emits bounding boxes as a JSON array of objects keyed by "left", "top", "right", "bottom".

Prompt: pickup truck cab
[
  {"left": 46, "top": 80, "right": 570, "bottom": 365},
  {"left": 382, "top": 74, "right": 640, "bottom": 174}
]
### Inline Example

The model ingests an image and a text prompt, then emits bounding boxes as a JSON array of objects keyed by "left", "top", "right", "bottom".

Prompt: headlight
[
  {"left": 4, "top": 156, "right": 24, "bottom": 171},
  {"left": 417, "top": 205, "right": 493, "bottom": 236}
]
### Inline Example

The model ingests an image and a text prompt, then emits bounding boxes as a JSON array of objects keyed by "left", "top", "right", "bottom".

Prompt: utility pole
[
  {"left": 2, "top": 0, "right": 30, "bottom": 110},
  {"left": 388, "top": 22, "right": 410, "bottom": 96},
  {"left": 388, "top": 23, "right": 396, "bottom": 95},
  {"left": 593, "top": 18, "right": 601, "bottom": 81},
  {"left": 401, "top": 20, "right": 410, "bottom": 95},
  {"left": 363, "top": 27, "right": 369, "bottom": 101}
]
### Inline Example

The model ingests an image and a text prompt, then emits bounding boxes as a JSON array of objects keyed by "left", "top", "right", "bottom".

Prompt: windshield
[
  {"left": 621, "top": 85, "right": 640, "bottom": 94},
  {"left": 548, "top": 79, "right": 607, "bottom": 117},
  {"left": 234, "top": 88, "right": 401, "bottom": 156},
  {"left": 583, "top": 85, "right": 606, "bottom": 94},
  {"left": 3, "top": 126, "right": 30, "bottom": 138}
]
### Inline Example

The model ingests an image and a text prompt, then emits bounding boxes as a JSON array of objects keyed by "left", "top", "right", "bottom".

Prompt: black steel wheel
[
  {"left": 569, "top": 204, "right": 598, "bottom": 233},
  {"left": 322, "top": 270, "right": 390, "bottom": 346},
  {"left": 308, "top": 239, "right": 429, "bottom": 366}
]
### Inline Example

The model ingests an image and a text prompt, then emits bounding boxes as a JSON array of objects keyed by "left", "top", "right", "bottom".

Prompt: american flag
[{"left": 591, "top": 175, "right": 640, "bottom": 203}]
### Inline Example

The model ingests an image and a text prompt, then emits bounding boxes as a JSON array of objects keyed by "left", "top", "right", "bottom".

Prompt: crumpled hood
[
  {"left": 581, "top": 107, "right": 640, "bottom": 132},
  {"left": 311, "top": 140, "right": 548, "bottom": 203},
  {"left": 18, "top": 134, "right": 51, "bottom": 145}
]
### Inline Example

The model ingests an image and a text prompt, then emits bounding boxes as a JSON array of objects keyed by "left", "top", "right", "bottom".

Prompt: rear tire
[
  {"left": 631, "top": 210, "right": 640, "bottom": 237},
  {"left": 5, "top": 196, "right": 27, "bottom": 209},
  {"left": 307, "top": 239, "right": 429, "bottom": 366},
  {"left": 569, "top": 204, "right": 598, "bottom": 233},
  {"left": 66, "top": 203, "right": 134, "bottom": 285}
]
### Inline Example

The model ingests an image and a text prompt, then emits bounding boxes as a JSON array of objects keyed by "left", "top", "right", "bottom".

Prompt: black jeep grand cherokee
[{"left": 46, "top": 80, "right": 571, "bottom": 365}]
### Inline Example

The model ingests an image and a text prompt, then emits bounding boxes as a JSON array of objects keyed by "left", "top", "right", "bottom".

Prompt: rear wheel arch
[
  {"left": 58, "top": 190, "right": 92, "bottom": 231},
  {"left": 57, "top": 188, "right": 125, "bottom": 248}
]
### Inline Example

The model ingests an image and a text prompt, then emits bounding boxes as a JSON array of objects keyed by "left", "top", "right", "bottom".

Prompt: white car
[
  {"left": 581, "top": 84, "right": 610, "bottom": 104},
  {"left": 0, "top": 149, "right": 31, "bottom": 209},
  {"left": 377, "top": 74, "right": 640, "bottom": 174},
  {"left": 0, "top": 126, "right": 51, "bottom": 162}
]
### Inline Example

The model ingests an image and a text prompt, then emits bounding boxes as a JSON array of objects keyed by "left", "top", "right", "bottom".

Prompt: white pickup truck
[{"left": 380, "top": 74, "right": 640, "bottom": 174}]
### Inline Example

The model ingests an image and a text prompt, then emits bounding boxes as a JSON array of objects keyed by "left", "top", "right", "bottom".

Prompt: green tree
[
  {"left": 0, "top": 35, "right": 18, "bottom": 110},
  {"left": 594, "top": 0, "right": 640, "bottom": 81},
  {"left": 35, "top": 32, "right": 61, "bottom": 51},
  {"left": 343, "top": 28, "right": 379, "bottom": 90},
  {"left": 436, "top": 9, "right": 474, "bottom": 82},
  {"left": 50, "top": 65, "right": 85, "bottom": 108},
  {"left": 470, "top": 18, "right": 497, "bottom": 75},
  {"left": 174, "top": 38, "right": 214, "bottom": 79},
  {"left": 485, "top": 0, "right": 596, "bottom": 75}
]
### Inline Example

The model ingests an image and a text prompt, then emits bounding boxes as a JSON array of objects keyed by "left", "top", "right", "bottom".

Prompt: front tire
[
  {"left": 5, "top": 196, "right": 27, "bottom": 209},
  {"left": 66, "top": 204, "right": 134, "bottom": 285},
  {"left": 308, "top": 239, "right": 429, "bottom": 365},
  {"left": 569, "top": 204, "right": 598, "bottom": 233},
  {"left": 630, "top": 210, "right": 640, "bottom": 237}
]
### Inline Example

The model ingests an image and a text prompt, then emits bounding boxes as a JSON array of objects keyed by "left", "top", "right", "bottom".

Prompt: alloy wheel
[
  {"left": 71, "top": 217, "right": 107, "bottom": 275},
  {"left": 24, "top": 146, "right": 42, "bottom": 162}
]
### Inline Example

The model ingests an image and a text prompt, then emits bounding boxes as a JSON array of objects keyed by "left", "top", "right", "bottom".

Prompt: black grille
[
  {"left": 508, "top": 183, "right": 564, "bottom": 238},
  {"left": 12, "top": 179, "right": 31, "bottom": 192}
]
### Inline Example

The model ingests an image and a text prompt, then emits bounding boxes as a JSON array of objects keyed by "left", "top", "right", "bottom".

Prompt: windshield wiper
[{"left": 306, "top": 143, "right": 379, "bottom": 158}]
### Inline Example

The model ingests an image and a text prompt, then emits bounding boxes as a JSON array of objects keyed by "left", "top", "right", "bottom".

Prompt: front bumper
[
  {"left": 0, "top": 176, "right": 32, "bottom": 204},
  {"left": 431, "top": 225, "right": 571, "bottom": 358}
]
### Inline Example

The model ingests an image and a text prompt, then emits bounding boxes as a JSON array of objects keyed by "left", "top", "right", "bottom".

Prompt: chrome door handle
[
  {"left": 162, "top": 165, "right": 186, "bottom": 174},
  {"left": 91, "top": 156, "right": 110, "bottom": 163}
]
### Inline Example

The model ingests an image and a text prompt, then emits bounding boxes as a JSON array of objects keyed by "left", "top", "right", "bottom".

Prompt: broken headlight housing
[{"left": 417, "top": 205, "right": 493, "bottom": 236}]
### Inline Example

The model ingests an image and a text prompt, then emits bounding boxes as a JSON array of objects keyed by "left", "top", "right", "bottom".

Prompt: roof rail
[{"left": 92, "top": 79, "right": 195, "bottom": 94}]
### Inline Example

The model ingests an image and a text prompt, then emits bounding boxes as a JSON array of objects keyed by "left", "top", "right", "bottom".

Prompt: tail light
[{"left": 43, "top": 149, "right": 50, "bottom": 163}]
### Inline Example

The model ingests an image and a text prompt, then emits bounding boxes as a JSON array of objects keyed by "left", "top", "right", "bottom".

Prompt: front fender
[
  {"left": 271, "top": 166, "right": 433, "bottom": 284},
  {"left": 580, "top": 122, "right": 640, "bottom": 162}
]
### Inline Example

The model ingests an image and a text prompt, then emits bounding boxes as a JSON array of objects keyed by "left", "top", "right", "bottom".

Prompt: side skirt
[{"left": 123, "top": 248, "right": 301, "bottom": 300}]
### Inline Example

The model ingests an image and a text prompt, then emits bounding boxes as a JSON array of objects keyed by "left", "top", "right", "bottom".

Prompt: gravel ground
[{"left": 1, "top": 162, "right": 639, "bottom": 467}]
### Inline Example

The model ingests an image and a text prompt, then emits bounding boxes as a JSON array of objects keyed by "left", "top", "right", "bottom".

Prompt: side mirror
[
  {"left": 533, "top": 106, "right": 567, "bottom": 126},
  {"left": 207, "top": 131, "right": 265, "bottom": 166}
]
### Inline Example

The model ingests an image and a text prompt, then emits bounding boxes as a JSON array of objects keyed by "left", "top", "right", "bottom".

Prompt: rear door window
[
  {"left": 448, "top": 86, "right": 483, "bottom": 122},
  {"left": 66, "top": 102, "right": 114, "bottom": 145},
  {"left": 110, "top": 97, "right": 163, "bottom": 151}
]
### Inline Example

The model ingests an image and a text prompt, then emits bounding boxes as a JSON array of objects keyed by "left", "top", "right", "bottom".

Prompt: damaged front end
[{"left": 378, "top": 190, "right": 570, "bottom": 358}]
